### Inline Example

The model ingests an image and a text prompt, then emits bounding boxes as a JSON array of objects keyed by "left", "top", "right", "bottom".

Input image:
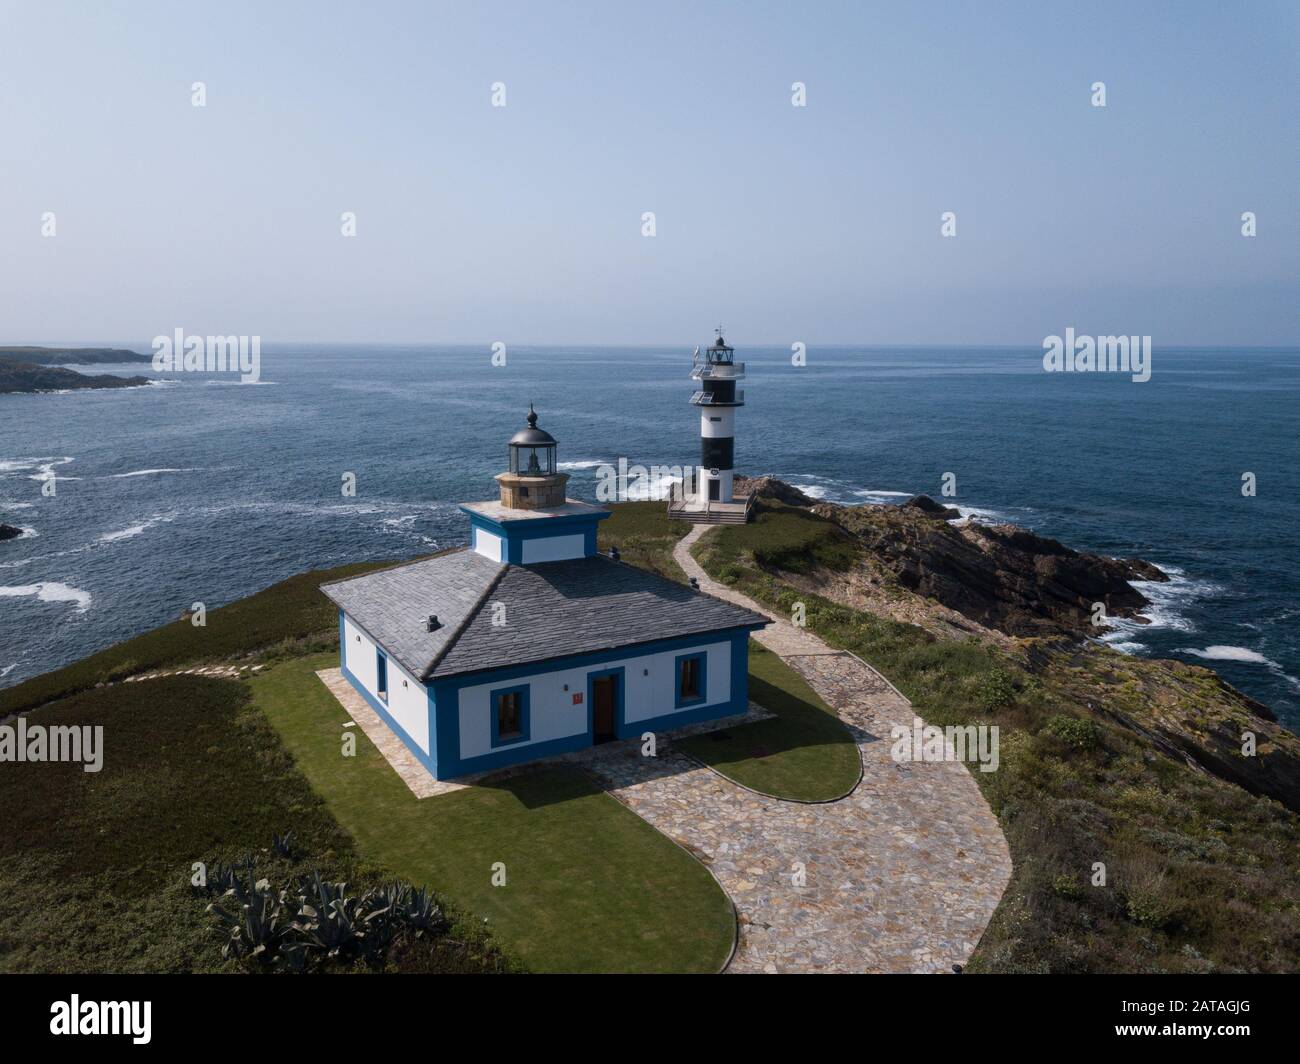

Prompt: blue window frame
[
  {"left": 490, "top": 684, "right": 530, "bottom": 747},
  {"left": 376, "top": 650, "right": 389, "bottom": 702},
  {"left": 674, "top": 651, "right": 707, "bottom": 708}
]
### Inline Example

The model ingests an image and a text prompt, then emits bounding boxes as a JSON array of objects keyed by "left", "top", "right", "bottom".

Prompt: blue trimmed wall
[
  {"left": 461, "top": 507, "right": 609, "bottom": 562},
  {"left": 339, "top": 607, "right": 760, "bottom": 783},
  {"left": 430, "top": 627, "right": 756, "bottom": 779},
  {"left": 338, "top": 610, "right": 439, "bottom": 778}
]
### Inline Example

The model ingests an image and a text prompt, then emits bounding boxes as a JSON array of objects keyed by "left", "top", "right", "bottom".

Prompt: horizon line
[{"left": 11, "top": 339, "right": 1300, "bottom": 353}]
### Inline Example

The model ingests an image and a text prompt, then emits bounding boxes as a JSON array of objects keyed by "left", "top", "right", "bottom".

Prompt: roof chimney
[{"left": 425, "top": 614, "right": 441, "bottom": 632}]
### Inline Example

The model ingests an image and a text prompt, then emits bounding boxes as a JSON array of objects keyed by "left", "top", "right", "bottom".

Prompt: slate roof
[
  {"left": 320, "top": 548, "right": 768, "bottom": 682},
  {"left": 320, "top": 550, "right": 506, "bottom": 682}
]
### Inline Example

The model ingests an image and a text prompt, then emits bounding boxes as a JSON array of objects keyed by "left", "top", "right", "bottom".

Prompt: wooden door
[{"left": 593, "top": 675, "right": 617, "bottom": 742}]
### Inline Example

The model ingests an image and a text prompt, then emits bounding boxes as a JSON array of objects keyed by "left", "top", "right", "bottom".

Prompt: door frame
[{"left": 587, "top": 666, "right": 625, "bottom": 743}]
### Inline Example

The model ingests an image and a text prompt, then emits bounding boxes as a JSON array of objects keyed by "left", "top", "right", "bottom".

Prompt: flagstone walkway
[{"left": 595, "top": 524, "right": 1014, "bottom": 973}]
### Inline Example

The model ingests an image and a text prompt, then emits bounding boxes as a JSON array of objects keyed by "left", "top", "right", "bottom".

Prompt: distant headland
[{"left": 0, "top": 346, "right": 152, "bottom": 394}]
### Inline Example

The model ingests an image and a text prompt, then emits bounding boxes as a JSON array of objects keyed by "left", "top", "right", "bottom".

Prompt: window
[
  {"left": 491, "top": 685, "right": 530, "bottom": 746},
  {"left": 376, "top": 651, "right": 388, "bottom": 702},
  {"left": 675, "top": 652, "right": 707, "bottom": 708}
]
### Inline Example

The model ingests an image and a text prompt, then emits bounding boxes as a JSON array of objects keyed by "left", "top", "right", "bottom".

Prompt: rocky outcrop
[
  {"left": 736, "top": 477, "right": 1300, "bottom": 814},
  {"left": 903, "top": 494, "right": 962, "bottom": 520},
  {"left": 733, "top": 475, "right": 817, "bottom": 508},
  {"left": 804, "top": 496, "right": 1166, "bottom": 639},
  {"left": 0, "top": 360, "right": 151, "bottom": 394},
  {"left": 0, "top": 523, "right": 23, "bottom": 542}
]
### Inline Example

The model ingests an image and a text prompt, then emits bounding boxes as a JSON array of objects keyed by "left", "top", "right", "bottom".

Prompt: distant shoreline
[{"left": 0, "top": 346, "right": 151, "bottom": 394}]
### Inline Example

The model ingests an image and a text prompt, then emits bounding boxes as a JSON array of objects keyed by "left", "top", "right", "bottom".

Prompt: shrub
[
  {"left": 977, "top": 668, "right": 1018, "bottom": 711},
  {"left": 1051, "top": 872, "right": 1085, "bottom": 900},
  {"left": 1044, "top": 714, "right": 1101, "bottom": 751}
]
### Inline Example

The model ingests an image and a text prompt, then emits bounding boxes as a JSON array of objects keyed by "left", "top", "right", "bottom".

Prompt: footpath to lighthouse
[{"left": 579, "top": 524, "right": 1013, "bottom": 973}]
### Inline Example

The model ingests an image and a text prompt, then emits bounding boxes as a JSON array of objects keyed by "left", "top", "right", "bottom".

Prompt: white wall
[
  {"left": 520, "top": 532, "right": 586, "bottom": 563},
  {"left": 699, "top": 409, "right": 735, "bottom": 437},
  {"left": 456, "top": 638, "right": 732, "bottom": 760},
  {"left": 472, "top": 527, "right": 503, "bottom": 561},
  {"left": 341, "top": 614, "right": 430, "bottom": 753}
]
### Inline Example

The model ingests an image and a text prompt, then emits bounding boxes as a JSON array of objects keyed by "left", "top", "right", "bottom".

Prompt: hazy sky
[{"left": 1, "top": 0, "right": 1296, "bottom": 347}]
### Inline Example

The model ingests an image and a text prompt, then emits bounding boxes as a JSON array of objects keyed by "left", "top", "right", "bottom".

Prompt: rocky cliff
[
  {"left": 813, "top": 493, "right": 1167, "bottom": 638},
  {"left": 734, "top": 478, "right": 1300, "bottom": 814}
]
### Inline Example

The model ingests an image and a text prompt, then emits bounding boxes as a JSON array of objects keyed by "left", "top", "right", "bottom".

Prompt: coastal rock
[
  {"left": 741, "top": 477, "right": 1167, "bottom": 638},
  {"left": 0, "top": 523, "right": 23, "bottom": 542},
  {"left": 737, "top": 477, "right": 1300, "bottom": 813},
  {"left": 904, "top": 494, "right": 962, "bottom": 520},
  {"left": 733, "top": 475, "right": 817, "bottom": 508},
  {"left": 0, "top": 359, "right": 151, "bottom": 395},
  {"left": 816, "top": 501, "right": 1164, "bottom": 638}
]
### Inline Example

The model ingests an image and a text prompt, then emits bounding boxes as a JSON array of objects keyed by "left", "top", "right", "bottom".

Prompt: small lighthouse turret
[
  {"left": 690, "top": 327, "right": 745, "bottom": 504},
  {"left": 460, "top": 405, "right": 610, "bottom": 564},
  {"left": 496, "top": 404, "right": 567, "bottom": 509}
]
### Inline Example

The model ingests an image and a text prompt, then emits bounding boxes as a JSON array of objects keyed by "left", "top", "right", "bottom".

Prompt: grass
[
  {"left": 696, "top": 504, "right": 1300, "bottom": 973},
  {"left": 597, "top": 500, "right": 692, "bottom": 582},
  {"left": 704, "top": 502, "right": 861, "bottom": 577},
  {"left": 597, "top": 503, "right": 861, "bottom": 800},
  {"left": 678, "top": 642, "right": 861, "bottom": 801},
  {"left": 0, "top": 675, "right": 507, "bottom": 973},
  {"left": 0, "top": 557, "right": 418, "bottom": 717},
  {"left": 249, "top": 654, "right": 736, "bottom": 974}
]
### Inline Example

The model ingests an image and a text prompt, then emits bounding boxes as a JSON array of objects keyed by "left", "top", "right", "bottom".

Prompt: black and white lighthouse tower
[{"left": 688, "top": 327, "right": 748, "bottom": 514}]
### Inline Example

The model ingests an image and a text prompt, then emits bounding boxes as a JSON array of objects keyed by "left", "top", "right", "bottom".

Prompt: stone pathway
[
  {"left": 575, "top": 525, "right": 1013, "bottom": 973},
  {"left": 122, "top": 663, "right": 262, "bottom": 683}
]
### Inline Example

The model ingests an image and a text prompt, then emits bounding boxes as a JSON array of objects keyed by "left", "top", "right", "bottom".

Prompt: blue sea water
[{"left": 2, "top": 345, "right": 1297, "bottom": 730}]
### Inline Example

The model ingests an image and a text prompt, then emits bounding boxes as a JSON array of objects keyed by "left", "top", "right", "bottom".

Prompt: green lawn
[
  {"left": 678, "top": 642, "right": 861, "bottom": 801},
  {"left": 597, "top": 500, "right": 692, "bottom": 583},
  {"left": 249, "top": 654, "right": 736, "bottom": 974},
  {"left": 0, "top": 674, "right": 507, "bottom": 973}
]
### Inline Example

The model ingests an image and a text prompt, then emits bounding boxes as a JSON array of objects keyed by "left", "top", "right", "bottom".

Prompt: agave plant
[
  {"left": 197, "top": 859, "right": 247, "bottom": 897},
  {"left": 293, "top": 871, "right": 369, "bottom": 958},
  {"left": 401, "top": 885, "right": 448, "bottom": 937},
  {"left": 207, "top": 869, "right": 284, "bottom": 963},
  {"left": 206, "top": 863, "right": 455, "bottom": 971},
  {"left": 271, "top": 831, "right": 296, "bottom": 859}
]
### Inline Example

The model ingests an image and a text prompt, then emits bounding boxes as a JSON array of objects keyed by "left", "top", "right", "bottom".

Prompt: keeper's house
[{"left": 321, "top": 407, "right": 768, "bottom": 780}]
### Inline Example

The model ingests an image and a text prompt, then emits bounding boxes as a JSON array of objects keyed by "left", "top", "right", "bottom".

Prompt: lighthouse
[{"left": 670, "top": 328, "right": 753, "bottom": 523}]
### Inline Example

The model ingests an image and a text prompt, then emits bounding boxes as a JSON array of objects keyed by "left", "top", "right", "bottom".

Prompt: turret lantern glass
[{"left": 507, "top": 405, "right": 557, "bottom": 476}]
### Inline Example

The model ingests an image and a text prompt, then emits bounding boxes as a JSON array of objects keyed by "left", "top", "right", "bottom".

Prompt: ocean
[{"left": 2, "top": 344, "right": 1297, "bottom": 731}]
